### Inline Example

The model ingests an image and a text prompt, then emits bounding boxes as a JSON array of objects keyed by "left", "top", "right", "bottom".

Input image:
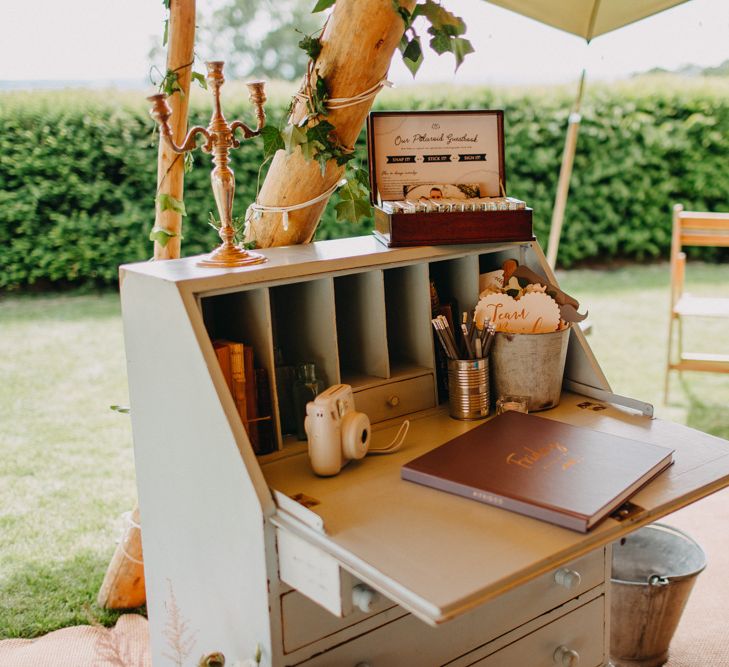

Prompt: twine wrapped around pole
[{"left": 247, "top": 0, "right": 415, "bottom": 248}]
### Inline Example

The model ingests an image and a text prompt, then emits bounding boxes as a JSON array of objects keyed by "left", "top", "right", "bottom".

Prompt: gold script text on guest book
[{"left": 506, "top": 442, "right": 581, "bottom": 471}]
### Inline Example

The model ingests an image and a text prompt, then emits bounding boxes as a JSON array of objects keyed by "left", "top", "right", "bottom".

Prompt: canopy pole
[
  {"left": 546, "top": 70, "right": 586, "bottom": 269},
  {"left": 99, "top": 1, "right": 196, "bottom": 611},
  {"left": 153, "top": 0, "right": 196, "bottom": 260}
]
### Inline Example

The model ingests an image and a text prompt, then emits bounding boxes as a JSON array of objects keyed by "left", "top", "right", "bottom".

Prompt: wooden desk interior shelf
[{"left": 119, "top": 236, "right": 729, "bottom": 666}]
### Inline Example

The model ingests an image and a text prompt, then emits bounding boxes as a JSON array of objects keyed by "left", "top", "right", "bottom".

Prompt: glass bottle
[{"left": 293, "top": 362, "right": 324, "bottom": 441}]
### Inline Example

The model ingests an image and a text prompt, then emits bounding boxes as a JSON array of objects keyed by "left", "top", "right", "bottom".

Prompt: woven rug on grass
[{"left": 0, "top": 614, "right": 150, "bottom": 667}]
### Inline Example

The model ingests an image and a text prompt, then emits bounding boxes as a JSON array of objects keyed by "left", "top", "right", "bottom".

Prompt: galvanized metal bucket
[
  {"left": 447, "top": 358, "right": 489, "bottom": 420},
  {"left": 610, "top": 523, "right": 707, "bottom": 667},
  {"left": 489, "top": 327, "right": 570, "bottom": 412}
]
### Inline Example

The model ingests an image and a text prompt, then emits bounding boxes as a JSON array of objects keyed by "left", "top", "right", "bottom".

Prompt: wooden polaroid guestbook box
[{"left": 367, "top": 110, "right": 534, "bottom": 247}]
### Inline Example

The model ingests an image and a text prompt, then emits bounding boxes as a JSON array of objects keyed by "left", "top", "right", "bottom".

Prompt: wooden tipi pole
[
  {"left": 153, "top": 0, "right": 197, "bottom": 260},
  {"left": 546, "top": 70, "right": 586, "bottom": 269},
  {"left": 97, "top": 506, "right": 146, "bottom": 609},
  {"left": 98, "top": 0, "right": 196, "bottom": 610},
  {"left": 248, "top": 0, "right": 415, "bottom": 247}
]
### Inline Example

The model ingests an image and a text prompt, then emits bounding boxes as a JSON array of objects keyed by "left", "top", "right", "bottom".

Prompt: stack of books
[{"left": 213, "top": 340, "right": 274, "bottom": 455}]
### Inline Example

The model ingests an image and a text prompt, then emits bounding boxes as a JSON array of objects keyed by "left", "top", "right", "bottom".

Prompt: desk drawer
[
  {"left": 281, "top": 589, "right": 398, "bottom": 653},
  {"left": 464, "top": 596, "right": 606, "bottom": 666},
  {"left": 283, "top": 548, "right": 605, "bottom": 663},
  {"left": 295, "top": 596, "right": 605, "bottom": 666},
  {"left": 353, "top": 373, "right": 435, "bottom": 423}
]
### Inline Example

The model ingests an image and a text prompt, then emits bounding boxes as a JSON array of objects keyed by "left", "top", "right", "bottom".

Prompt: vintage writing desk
[{"left": 120, "top": 237, "right": 729, "bottom": 666}]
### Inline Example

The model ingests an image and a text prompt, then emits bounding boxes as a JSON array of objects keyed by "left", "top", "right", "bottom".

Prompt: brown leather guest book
[{"left": 402, "top": 411, "right": 674, "bottom": 532}]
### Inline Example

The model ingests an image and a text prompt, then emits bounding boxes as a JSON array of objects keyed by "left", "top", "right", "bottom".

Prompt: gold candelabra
[{"left": 148, "top": 61, "right": 268, "bottom": 268}]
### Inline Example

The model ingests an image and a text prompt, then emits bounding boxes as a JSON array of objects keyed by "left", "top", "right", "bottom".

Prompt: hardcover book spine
[
  {"left": 228, "top": 343, "right": 249, "bottom": 441},
  {"left": 213, "top": 342, "right": 233, "bottom": 394}
]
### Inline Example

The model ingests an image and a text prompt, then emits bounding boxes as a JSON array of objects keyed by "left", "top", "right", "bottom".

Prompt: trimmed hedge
[{"left": 1, "top": 78, "right": 728, "bottom": 290}]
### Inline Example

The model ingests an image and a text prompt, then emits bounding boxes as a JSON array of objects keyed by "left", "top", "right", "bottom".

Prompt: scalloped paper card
[{"left": 474, "top": 292, "right": 561, "bottom": 334}]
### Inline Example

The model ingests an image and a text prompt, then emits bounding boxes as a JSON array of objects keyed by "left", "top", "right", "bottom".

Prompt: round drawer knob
[
  {"left": 386, "top": 395, "right": 400, "bottom": 407},
  {"left": 553, "top": 645, "right": 580, "bottom": 666},
  {"left": 352, "top": 583, "right": 379, "bottom": 613},
  {"left": 554, "top": 568, "right": 581, "bottom": 589},
  {"left": 355, "top": 663, "right": 371, "bottom": 667}
]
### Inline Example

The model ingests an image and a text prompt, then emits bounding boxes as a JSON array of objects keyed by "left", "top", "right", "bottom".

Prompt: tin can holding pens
[{"left": 447, "top": 358, "right": 490, "bottom": 420}]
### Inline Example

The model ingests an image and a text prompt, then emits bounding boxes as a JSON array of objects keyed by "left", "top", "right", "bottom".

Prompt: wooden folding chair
[{"left": 665, "top": 204, "right": 729, "bottom": 400}]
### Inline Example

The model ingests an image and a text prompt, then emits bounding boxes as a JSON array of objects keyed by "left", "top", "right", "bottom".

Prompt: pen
[
  {"left": 461, "top": 322, "right": 474, "bottom": 358},
  {"left": 432, "top": 319, "right": 452, "bottom": 359},
  {"left": 483, "top": 322, "right": 496, "bottom": 357},
  {"left": 439, "top": 315, "right": 460, "bottom": 359}
]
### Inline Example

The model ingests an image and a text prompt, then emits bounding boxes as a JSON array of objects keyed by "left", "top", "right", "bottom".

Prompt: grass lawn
[
  {"left": 0, "top": 293, "right": 140, "bottom": 638},
  {"left": 558, "top": 262, "right": 729, "bottom": 439},
  {"left": 1, "top": 261, "right": 728, "bottom": 638}
]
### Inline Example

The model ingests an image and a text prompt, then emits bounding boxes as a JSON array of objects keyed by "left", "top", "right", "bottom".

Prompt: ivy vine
[
  {"left": 252, "top": 0, "right": 474, "bottom": 228},
  {"left": 395, "top": 0, "right": 474, "bottom": 75},
  {"left": 152, "top": 0, "right": 475, "bottom": 240}
]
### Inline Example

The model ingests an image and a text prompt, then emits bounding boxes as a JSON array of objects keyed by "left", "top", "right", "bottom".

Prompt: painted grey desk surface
[{"left": 264, "top": 391, "right": 729, "bottom": 624}]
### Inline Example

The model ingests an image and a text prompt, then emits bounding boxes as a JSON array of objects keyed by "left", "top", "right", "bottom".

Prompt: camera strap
[{"left": 367, "top": 419, "right": 410, "bottom": 456}]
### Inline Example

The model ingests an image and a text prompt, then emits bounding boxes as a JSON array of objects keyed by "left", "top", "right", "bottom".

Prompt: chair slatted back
[
  {"left": 670, "top": 205, "right": 729, "bottom": 306},
  {"left": 677, "top": 210, "right": 729, "bottom": 248}
]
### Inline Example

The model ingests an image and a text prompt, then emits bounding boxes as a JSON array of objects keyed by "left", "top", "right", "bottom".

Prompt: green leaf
[
  {"left": 312, "top": 0, "right": 335, "bottom": 12},
  {"left": 402, "top": 36, "right": 423, "bottom": 77},
  {"left": 184, "top": 151, "right": 194, "bottom": 174},
  {"left": 312, "top": 76, "right": 329, "bottom": 117},
  {"left": 306, "top": 119, "right": 336, "bottom": 146},
  {"left": 429, "top": 31, "right": 451, "bottom": 55},
  {"left": 162, "top": 0, "right": 170, "bottom": 9},
  {"left": 191, "top": 71, "right": 208, "bottom": 90},
  {"left": 109, "top": 405, "right": 130, "bottom": 414},
  {"left": 354, "top": 166, "right": 370, "bottom": 189},
  {"left": 335, "top": 197, "right": 371, "bottom": 224},
  {"left": 419, "top": 0, "right": 466, "bottom": 36},
  {"left": 156, "top": 193, "right": 187, "bottom": 216},
  {"left": 281, "top": 123, "right": 308, "bottom": 154},
  {"left": 259, "top": 125, "right": 285, "bottom": 159},
  {"left": 149, "top": 226, "right": 178, "bottom": 247},
  {"left": 392, "top": 1, "right": 412, "bottom": 27},
  {"left": 451, "top": 37, "right": 474, "bottom": 70},
  {"left": 162, "top": 18, "right": 169, "bottom": 46},
  {"left": 298, "top": 34, "right": 322, "bottom": 61},
  {"left": 160, "top": 70, "right": 183, "bottom": 97}
]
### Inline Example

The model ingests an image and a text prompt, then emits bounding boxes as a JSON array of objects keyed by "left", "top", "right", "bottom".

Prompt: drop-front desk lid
[{"left": 263, "top": 392, "right": 729, "bottom": 625}]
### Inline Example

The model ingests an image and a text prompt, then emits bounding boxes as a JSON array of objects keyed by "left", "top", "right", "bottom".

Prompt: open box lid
[{"left": 366, "top": 110, "right": 507, "bottom": 206}]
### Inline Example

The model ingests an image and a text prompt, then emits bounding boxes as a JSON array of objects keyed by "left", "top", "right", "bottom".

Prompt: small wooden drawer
[
  {"left": 295, "top": 595, "right": 605, "bottom": 666},
  {"left": 353, "top": 373, "right": 435, "bottom": 423},
  {"left": 281, "top": 589, "right": 398, "bottom": 654},
  {"left": 464, "top": 596, "right": 606, "bottom": 666}
]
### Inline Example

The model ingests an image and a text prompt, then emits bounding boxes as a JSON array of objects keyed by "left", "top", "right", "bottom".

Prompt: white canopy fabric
[{"left": 485, "top": 0, "right": 690, "bottom": 41}]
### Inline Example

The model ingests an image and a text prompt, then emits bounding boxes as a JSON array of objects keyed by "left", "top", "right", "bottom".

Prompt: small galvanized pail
[
  {"left": 610, "top": 523, "right": 707, "bottom": 667},
  {"left": 447, "top": 358, "right": 489, "bottom": 420},
  {"left": 490, "top": 327, "right": 570, "bottom": 412}
]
